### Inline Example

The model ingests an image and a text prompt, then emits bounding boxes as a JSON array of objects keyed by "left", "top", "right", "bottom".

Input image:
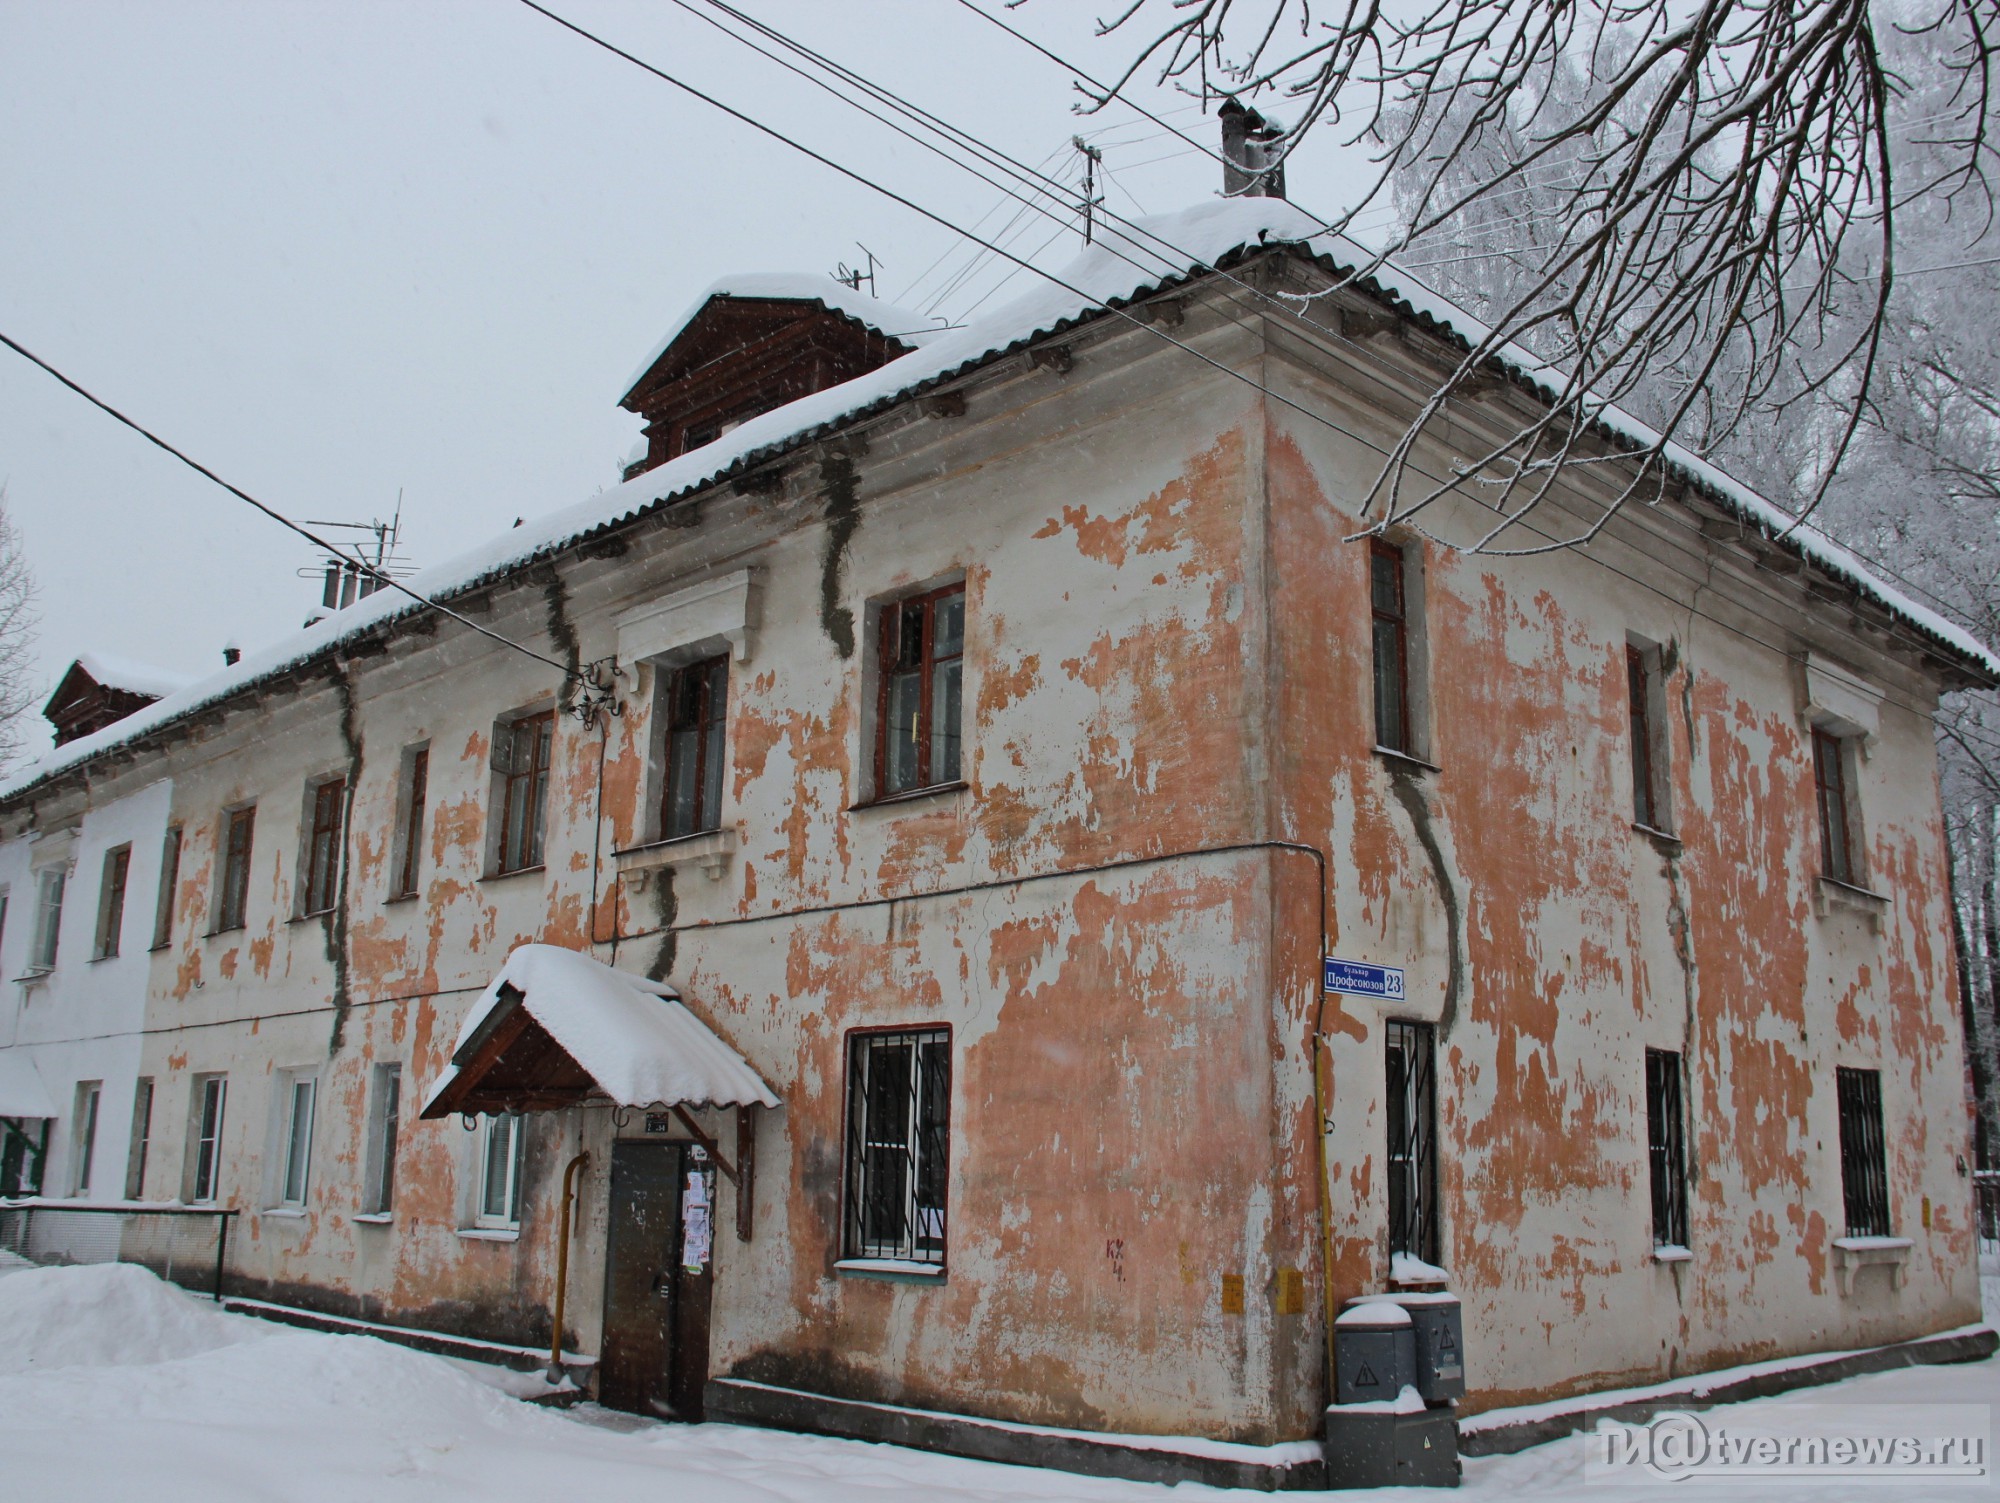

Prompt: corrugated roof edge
[{"left": 4, "top": 202, "right": 1993, "bottom": 805}]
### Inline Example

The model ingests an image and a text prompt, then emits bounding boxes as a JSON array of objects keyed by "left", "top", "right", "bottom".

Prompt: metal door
[{"left": 599, "top": 1141, "right": 716, "bottom": 1418}]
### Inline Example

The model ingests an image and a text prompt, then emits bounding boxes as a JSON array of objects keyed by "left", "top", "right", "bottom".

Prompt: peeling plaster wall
[
  {"left": 1260, "top": 322, "right": 1979, "bottom": 1415},
  {"left": 19, "top": 265, "right": 1977, "bottom": 1447}
]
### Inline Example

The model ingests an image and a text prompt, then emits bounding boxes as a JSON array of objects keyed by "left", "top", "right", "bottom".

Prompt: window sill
[
  {"left": 351, "top": 1212, "right": 394, "bottom": 1226},
  {"left": 259, "top": 1207, "right": 308, "bottom": 1220},
  {"left": 483, "top": 865, "right": 546, "bottom": 884},
  {"left": 1831, "top": 1235, "right": 1910, "bottom": 1295},
  {"left": 1632, "top": 823, "right": 1682, "bottom": 853},
  {"left": 87, "top": 952, "right": 120, "bottom": 964},
  {"left": 834, "top": 1257, "right": 946, "bottom": 1284},
  {"left": 384, "top": 891, "right": 419, "bottom": 906},
  {"left": 1651, "top": 1244, "right": 1693, "bottom": 1264},
  {"left": 1372, "top": 746, "right": 1441, "bottom": 777},
  {"left": 1813, "top": 876, "right": 1890, "bottom": 931},
  {"left": 13, "top": 970, "right": 51, "bottom": 987},
  {"left": 849, "top": 781, "right": 969, "bottom": 814},
  {"left": 458, "top": 1227, "right": 520, "bottom": 1243},
  {"left": 205, "top": 926, "right": 246, "bottom": 941},
  {"left": 287, "top": 910, "right": 334, "bottom": 926},
  {"left": 614, "top": 828, "right": 738, "bottom": 890}
]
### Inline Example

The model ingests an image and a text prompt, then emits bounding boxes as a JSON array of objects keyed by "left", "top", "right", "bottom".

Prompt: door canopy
[{"left": 419, "top": 944, "right": 778, "bottom": 1120}]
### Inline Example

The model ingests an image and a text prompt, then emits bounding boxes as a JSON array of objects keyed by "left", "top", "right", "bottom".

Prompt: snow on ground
[{"left": 0, "top": 1259, "right": 1995, "bottom": 1501}]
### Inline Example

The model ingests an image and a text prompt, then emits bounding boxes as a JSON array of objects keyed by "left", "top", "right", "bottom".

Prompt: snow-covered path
[{"left": 2, "top": 1258, "right": 1994, "bottom": 1501}]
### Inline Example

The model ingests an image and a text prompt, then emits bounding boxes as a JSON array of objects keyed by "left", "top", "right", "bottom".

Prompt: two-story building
[{"left": 1, "top": 190, "right": 1992, "bottom": 1487}]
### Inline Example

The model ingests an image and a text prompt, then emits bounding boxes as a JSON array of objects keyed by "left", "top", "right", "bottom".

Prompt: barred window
[
  {"left": 844, "top": 1028, "right": 950, "bottom": 1266},
  {"left": 1837, "top": 1067, "right": 1891, "bottom": 1238},
  {"left": 1645, "top": 1048, "right": 1689, "bottom": 1248},
  {"left": 1386, "top": 1019, "right": 1439, "bottom": 1265}
]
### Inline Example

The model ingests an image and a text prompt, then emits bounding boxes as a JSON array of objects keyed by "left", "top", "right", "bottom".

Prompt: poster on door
[{"left": 681, "top": 1169, "right": 712, "bottom": 1273}]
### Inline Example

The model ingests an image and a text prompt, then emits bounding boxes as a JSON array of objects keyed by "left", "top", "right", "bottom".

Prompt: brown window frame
[
  {"left": 495, "top": 711, "right": 555, "bottom": 876},
  {"left": 1370, "top": 540, "right": 1411, "bottom": 754},
  {"left": 873, "top": 581, "right": 966, "bottom": 800},
  {"left": 841, "top": 1024, "right": 952, "bottom": 1267},
  {"left": 661, "top": 656, "right": 730, "bottom": 840},
  {"left": 216, "top": 807, "right": 256, "bottom": 933},
  {"left": 301, "top": 778, "right": 346, "bottom": 918},
  {"left": 392, "top": 748, "right": 429, "bottom": 900},
  {"left": 1813, "top": 726, "right": 1855, "bottom": 884},
  {"left": 94, "top": 844, "right": 131, "bottom": 961},
  {"left": 151, "top": 825, "right": 182, "bottom": 951}
]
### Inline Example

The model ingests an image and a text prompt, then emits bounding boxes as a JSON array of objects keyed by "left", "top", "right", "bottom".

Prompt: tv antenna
[
  {"left": 297, "top": 490, "right": 413, "bottom": 622},
  {"left": 833, "top": 243, "right": 883, "bottom": 297}
]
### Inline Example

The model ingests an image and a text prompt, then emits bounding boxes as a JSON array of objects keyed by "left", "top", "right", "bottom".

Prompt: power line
[{"left": 0, "top": 329, "right": 578, "bottom": 684}]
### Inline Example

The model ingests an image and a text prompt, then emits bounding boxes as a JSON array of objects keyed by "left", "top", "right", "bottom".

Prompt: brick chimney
[{"left": 1219, "top": 97, "right": 1287, "bottom": 199}]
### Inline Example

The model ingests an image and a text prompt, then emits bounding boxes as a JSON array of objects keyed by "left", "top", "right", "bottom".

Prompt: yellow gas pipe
[{"left": 547, "top": 1151, "right": 589, "bottom": 1384}]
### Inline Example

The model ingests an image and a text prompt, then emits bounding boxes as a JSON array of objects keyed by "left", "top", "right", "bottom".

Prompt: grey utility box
[
  {"left": 1334, "top": 1301, "right": 1416, "bottom": 1406},
  {"left": 1367, "top": 1292, "right": 1465, "bottom": 1404}
]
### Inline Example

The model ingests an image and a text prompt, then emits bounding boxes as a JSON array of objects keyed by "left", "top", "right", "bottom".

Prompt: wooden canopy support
[{"left": 665, "top": 1102, "right": 758, "bottom": 1242}]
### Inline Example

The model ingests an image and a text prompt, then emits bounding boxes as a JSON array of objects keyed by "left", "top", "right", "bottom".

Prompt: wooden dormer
[
  {"left": 42, "top": 654, "right": 189, "bottom": 747},
  {"left": 619, "top": 276, "right": 925, "bottom": 480}
]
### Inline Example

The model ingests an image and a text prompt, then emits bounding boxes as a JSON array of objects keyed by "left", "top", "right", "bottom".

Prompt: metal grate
[
  {"left": 1836, "top": 1066, "right": 1891, "bottom": 1237},
  {"left": 1385, "top": 1019, "right": 1439, "bottom": 1263},
  {"left": 1645, "top": 1048, "right": 1689, "bottom": 1246},
  {"left": 844, "top": 1028, "right": 950, "bottom": 1264}
]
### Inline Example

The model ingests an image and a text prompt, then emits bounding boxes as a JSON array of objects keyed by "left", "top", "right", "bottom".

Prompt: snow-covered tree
[{"left": 0, "top": 491, "right": 37, "bottom": 771}]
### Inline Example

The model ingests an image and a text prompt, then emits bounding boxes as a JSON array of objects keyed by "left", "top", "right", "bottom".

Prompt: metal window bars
[
  {"left": 1645, "top": 1048, "right": 1689, "bottom": 1247},
  {"left": 844, "top": 1028, "right": 950, "bottom": 1264},
  {"left": 1385, "top": 1019, "right": 1439, "bottom": 1264},
  {"left": 1836, "top": 1066, "right": 1891, "bottom": 1237}
]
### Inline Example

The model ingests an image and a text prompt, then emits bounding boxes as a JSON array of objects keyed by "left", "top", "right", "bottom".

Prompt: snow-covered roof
[
  {"left": 66, "top": 653, "right": 192, "bottom": 701},
  {"left": 0, "top": 1050, "right": 58, "bottom": 1119},
  {"left": 419, "top": 943, "right": 778, "bottom": 1115},
  {"left": 3, "top": 197, "right": 1993, "bottom": 806},
  {"left": 621, "top": 272, "right": 944, "bottom": 399}
]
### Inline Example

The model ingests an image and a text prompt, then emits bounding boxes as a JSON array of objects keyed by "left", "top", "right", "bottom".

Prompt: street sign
[{"left": 1322, "top": 957, "right": 1406, "bottom": 1000}]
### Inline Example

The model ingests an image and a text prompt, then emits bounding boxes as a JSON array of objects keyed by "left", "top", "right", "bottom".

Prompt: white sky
[{"left": 0, "top": 1, "right": 1380, "bottom": 758}]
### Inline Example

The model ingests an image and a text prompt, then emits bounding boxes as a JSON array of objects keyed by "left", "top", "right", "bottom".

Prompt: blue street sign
[{"left": 1322, "top": 957, "right": 1406, "bottom": 999}]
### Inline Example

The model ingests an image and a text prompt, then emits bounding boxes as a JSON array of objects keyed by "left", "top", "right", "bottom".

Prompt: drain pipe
[{"left": 547, "top": 1150, "right": 589, "bottom": 1383}]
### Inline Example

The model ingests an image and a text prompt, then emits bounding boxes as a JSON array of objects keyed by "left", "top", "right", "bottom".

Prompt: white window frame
[
  {"left": 71, "top": 1080, "right": 102, "bottom": 1197},
  {"left": 272, "top": 1070, "right": 317, "bottom": 1210},
  {"left": 28, "top": 865, "right": 66, "bottom": 974},
  {"left": 474, "top": 1112, "right": 526, "bottom": 1229},
  {"left": 188, "top": 1074, "right": 227, "bottom": 1205}
]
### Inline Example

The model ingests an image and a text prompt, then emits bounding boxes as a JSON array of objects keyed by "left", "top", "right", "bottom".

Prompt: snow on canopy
[
  {"left": 5, "top": 196, "right": 1995, "bottom": 805},
  {"left": 68, "top": 652, "right": 192, "bottom": 701},
  {"left": 419, "top": 943, "right": 778, "bottom": 1115},
  {"left": 620, "top": 271, "right": 944, "bottom": 399},
  {"left": 0, "top": 1051, "right": 57, "bottom": 1119}
]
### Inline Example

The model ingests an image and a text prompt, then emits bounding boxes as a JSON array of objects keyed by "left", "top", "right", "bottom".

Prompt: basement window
[
  {"left": 1837, "top": 1067, "right": 1891, "bottom": 1238},
  {"left": 1645, "top": 1048, "right": 1689, "bottom": 1248},
  {"left": 1385, "top": 1019, "right": 1439, "bottom": 1266},
  {"left": 844, "top": 1027, "right": 950, "bottom": 1267}
]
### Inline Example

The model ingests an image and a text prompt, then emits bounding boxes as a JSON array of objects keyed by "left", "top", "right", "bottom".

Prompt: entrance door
[{"left": 599, "top": 1141, "right": 716, "bottom": 1418}]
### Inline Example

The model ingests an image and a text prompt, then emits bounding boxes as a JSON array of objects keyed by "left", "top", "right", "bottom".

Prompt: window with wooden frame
[
  {"left": 188, "top": 1074, "right": 226, "bottom": 1204},
  {"left": 494, "top": 712, "right": 554, "bottom": 875},
  {"left": 661, "top": 656, "right": 729, "bottom": 839},
  {"left": 216, "top": 807, "right": 255, "bottom": 933},
  {"left": 843, "top": 1027, "right": 951, "bottom": 1267},
  {"left": 1370, "top": 541, "right": 1412, "bottom": 754},
  {"left": 1385, "top": 1019, "right": 1439, "bottom": 1265},
  {"left": 1627, "top": 644, "right": 1672, "bottom": 833},
  {"left": 29, "top": 866, "right": 66, "bottom": 973},
  {"left": 1645, "top": 1048, "right": 1689, "bottom": 1248},
  {"left": 1813, "top": 727, "right": 1858, "bottom": 885},
  {"left": 391, "top": 747, "right": 428, "bottom": 900},
  {"left": 94, "top": 845, "right": 131, "bottom": 960},
  {"left": 1836, "top": 1066, "right": 1891, "bottom": 1237},
  {"left": 876, "top": 583, "right": 965, "bottom": 799},
  {"left": 71, "top": 1080, "right": 101, "bottom": 1197},
  {"left": 300, "top": 778, "right": 345, "bottom": 917},
  {"left": 361, "top": 1063, "right": 401, "bottom": 1216},
  {"left": 151, "top": 826, "right": 182, "bottom": 950},
  {"left": 125, "top": 1077, "right": 154, "bottom": 1200}
]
